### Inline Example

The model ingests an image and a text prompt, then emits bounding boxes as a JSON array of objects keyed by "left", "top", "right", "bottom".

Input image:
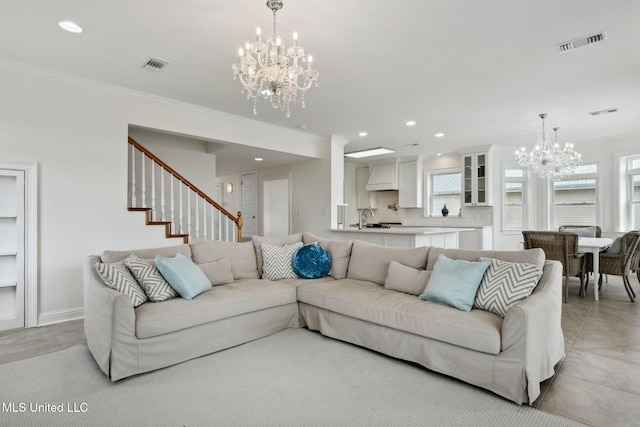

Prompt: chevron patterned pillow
[
  {"left": 95, "top": 261, "right": 148, "bottom": 307},
  {"left": 474, "top": 257, "right": 542, "bottom": 317},
  {"left": 124, "top": 254, "right": 178, "bottom": 302},
  {"left": 261, "top": 242, "right": 303, "bottom": 281}
]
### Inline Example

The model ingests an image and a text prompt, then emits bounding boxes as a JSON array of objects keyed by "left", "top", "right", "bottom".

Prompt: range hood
[{"left": 366, "top": 159, "right": 399, "bottom": 191}]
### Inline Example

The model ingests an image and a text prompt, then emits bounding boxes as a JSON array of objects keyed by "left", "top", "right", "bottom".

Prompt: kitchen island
[{"left": 330, "top": 227, "right": 473, "bottom": 248}]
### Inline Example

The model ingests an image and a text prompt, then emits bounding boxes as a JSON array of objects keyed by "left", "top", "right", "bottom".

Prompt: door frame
[{"left": 0, "top": 162, "right": 38, "bottom": 328}]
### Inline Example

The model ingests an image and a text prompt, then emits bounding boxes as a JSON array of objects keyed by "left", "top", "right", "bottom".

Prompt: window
[
  {"left": 552, "top": 163, "right": 598, "bottom": 228},
  {"left": 429, "top": 171, "right": 461, "bottom": 217},
  {"left": 629, "top": 157, "right": 640, "bottom": 229},
  {"left": 503, "top": 167, "right": 526, "bottom": 231}
]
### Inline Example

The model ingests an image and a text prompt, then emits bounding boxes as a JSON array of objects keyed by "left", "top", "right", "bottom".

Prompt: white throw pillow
[
  {"left": 260, "top": 242, "right": 303, "bottom": 280},
  {"left": 474, "top": 257, "right": 542, "bottom": 317}
]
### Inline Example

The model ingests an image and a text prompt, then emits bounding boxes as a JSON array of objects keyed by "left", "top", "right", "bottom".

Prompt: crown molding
[{"left": 0, "top": 56, "right": 326, "bottom": 145}]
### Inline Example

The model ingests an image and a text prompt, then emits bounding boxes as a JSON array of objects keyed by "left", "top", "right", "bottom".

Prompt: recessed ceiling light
[
  {"left": 406, "top": 121, "right": 416, "bottom": 127},
  {"left": 434, "top": 133, "right": 445, "bottom": 138},
  {"left": 58, "top": 21, "right": 83, "bottom": 34},
  {"left": 254, "top": 157, "right": 263, "bottom": 161},
  {"left": 358, "top": 131, "right": 368, "bottom": 137},
  {"left": 436, "top": 152, "right": 442, "bottom": 156},
  {"left": 344, "top": 147, "right": 396, "bottom": 159}
]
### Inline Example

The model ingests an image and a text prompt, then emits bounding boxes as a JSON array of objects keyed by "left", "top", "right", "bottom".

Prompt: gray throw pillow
[
  {"left": 94, "top": 261, "right": 148, "bottom": 307},
  {"left": 302, "top": 232, "right": 353, "bottom": 279},
  {"left": 124, "top": 254, "right": 178, "bottom": 302},
  {"left": 562, "top": 227, "right": 596, "bottom": 238},
  {"left": 384, "top": 261, "right": 431, "bottom": 296},
  {"left": 198, "top": 258, "right": 235, "bottom": 286}
]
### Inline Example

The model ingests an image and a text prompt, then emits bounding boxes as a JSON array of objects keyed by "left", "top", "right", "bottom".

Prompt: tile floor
[{"left": 1, "top": 274, "right": 638, "bottom": 426}]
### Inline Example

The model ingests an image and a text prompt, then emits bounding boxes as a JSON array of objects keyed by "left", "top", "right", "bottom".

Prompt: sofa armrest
[
  {"left": 83, "top": 255, "right": 136, "bottom": 377},
  {"left": 501, "top": 260, "right": 564, "bottom": 402}
]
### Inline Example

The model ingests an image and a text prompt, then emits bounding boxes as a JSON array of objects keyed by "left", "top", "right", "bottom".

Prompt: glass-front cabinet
[{"left": 463, "top": 151, "right": 493, "bottom": 206}]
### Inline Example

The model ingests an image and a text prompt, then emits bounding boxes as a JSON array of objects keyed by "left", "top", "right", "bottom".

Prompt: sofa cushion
[
  {"left": 197, "top": 258, "right": 235, "bottom": 286},
  {"left": 292, "top": 243, "right": 332, "bottom": 279},
  {"left": 252, "top": 234, "right": 303, "bottom": 277},
  {"left": 101, "top": 244, "right": 191, "bottom": 263},
  {"left": 474, "top": 257, "right": 541, "bottom": 317},
  {"left": 297, "top": 279, "right": 503, "bottom": 354},
  {"left": 426, "top": 247, "right": 545, "bottom": 271},
  {"left": 94, "top": 261, "right": 148, "bottom": 307},
  {"left": 302, "top": 232, "right": 353, "bottom": 279},
  {"left": 155, "top": 253, "right": 212, "bottom": 300},
  {"left": 562, "top": 226, "right": 597, "bottom": 238},
  {"left": 135, "top": 279, "right": 297, "bottom": 339},
  {"left": 347, "top": 240, "right": 429, "bottom": 285},
  {"left": 419, "top": 254, "right": 490, "bottom": 311},
  {"left": 384, "top": 261, "right": 431, "bottom": 296},
  {"left": 190, "top": 239, "right": 259, "bottom": 280},
  {"left": 123, "top": 254, "right": 178, "bottom": 302}
]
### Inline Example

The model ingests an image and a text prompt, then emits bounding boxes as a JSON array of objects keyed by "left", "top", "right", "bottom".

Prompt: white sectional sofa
[{"left": 84, "top": 232, "right": 565, "bottom": 405}]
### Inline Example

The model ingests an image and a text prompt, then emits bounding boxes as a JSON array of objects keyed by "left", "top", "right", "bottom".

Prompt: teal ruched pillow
[{"left": 292, "top": 244, "right": 332, "bottom": 279}]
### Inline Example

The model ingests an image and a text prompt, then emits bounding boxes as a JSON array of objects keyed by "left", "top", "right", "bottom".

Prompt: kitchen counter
[
  {"left": 330, "top": 227, "right": 473, "bottom": 248},
  {"left": 332, "top": 226, "right": 471, "bottom": 235}
]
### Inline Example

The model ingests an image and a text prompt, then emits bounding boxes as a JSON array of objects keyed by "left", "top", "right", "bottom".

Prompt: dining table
[{"left": 578, "top": 236, "right": 614, "bottom": 301}]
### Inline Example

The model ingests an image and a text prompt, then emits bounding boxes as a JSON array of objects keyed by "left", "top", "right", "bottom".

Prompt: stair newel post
[
  {"left": 141, "top": 154, "right": 146, "bottom": 208},
  {"left": 237, "top": 211, "right": 243, "bottom": 242},
  {"left": 160, "top": 168, "right": 166, "bottom": 222},
  {"left": 170, "top": 176, "right": 175, "bottom": 235},
  {"left": 151, "top": 161, "right": 156, "bottom": 221},
  {"left": 130, "top": 144, "right": 137, "bottom": 207}
]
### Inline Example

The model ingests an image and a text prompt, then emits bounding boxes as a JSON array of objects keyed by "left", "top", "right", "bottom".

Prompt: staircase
[{"left": 128, "top": 137, "right": 242, "bottom": 243}]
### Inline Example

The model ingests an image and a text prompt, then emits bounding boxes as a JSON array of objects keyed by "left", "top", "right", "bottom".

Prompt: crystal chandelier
[
  {"left": 232, "top": 0, "right": 319, "bottom": 118},
  {"left": 515, "top": 113, "right": 582, "bottom": 180}
]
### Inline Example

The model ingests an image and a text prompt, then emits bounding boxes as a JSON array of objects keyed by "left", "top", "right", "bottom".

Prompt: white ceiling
[{"left": 2, "top": 0, "right": 640, "bottom": 171}]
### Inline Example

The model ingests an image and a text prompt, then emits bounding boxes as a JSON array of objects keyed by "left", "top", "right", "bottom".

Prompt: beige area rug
[{"left": 0, "top": 328, "right": 584, "bottom": 427}]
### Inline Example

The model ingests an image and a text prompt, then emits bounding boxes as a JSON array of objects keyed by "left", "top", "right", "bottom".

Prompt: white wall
[{"left": 0, "top": 61, "right": 326, "bottom": 324}]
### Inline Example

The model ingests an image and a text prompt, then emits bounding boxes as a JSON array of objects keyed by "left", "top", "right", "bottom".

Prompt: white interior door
[
  {"left": 263, "top": 176, "right": 290, "bottom": 237},
  {"left": 0, "top": 169, "right": 25, "bottom": 331},
  {"left": 241, "top": 172, "right": 257, "bottom": 240}
]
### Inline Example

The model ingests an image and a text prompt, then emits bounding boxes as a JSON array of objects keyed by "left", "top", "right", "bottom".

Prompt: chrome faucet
[{"left": 358, "top": 208, "right": 375, "bottom": 229}]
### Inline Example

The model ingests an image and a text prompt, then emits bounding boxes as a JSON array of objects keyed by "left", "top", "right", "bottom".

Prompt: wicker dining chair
[
  {"left": 522, "top": 231, "right": 586, "bottom": 303},
  {"left": 558, "top": 225, "right": 602, "bottom": 281},
  {"left": 596, "top": 231, "right": 640, "bottom": 302}
]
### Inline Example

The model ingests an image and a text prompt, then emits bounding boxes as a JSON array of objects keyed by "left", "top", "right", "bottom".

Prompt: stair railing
[{"left": 128, "top": 137, "right": 242, "bottom": 243}]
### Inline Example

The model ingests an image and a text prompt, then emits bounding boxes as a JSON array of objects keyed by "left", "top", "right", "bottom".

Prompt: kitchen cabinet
[
  {"left": 331, "top": 227, "right": 464, "bottom": 248},
  {"left": 365, "top": 161, "right": 398, "bottom": 191},
  {"left": 463, "top": 151, "right": 493, "bottom": 206},
  {"left": 398, "top": 160, "right": 423, "bottom": 208},
  {"left": 355, "top": 167, "right": 378, "bottom": 209}
]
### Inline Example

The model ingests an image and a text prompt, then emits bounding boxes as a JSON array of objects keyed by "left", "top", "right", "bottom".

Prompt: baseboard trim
[{"left": 38, "top": 307, "right": 84, "bottom": 326}]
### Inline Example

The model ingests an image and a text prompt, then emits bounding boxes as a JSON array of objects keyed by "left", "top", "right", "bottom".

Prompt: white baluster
[
  {"left": 160, "top": 168, "right": 166, "bottom": 221},
  {"left": 151, "top": 161, "right": 156, "bottom": 221},
  {"left": 141, "top": 155, "right": 146, "bottom": 208},
  {"left": 130, "top": 145, "right": 137, "bottom": 207},
  {"left": 179, "top": 184, "right": 184, "bottom": 234},
  {"left": 195, "top": 196, "right": 200, "bottom": 239},
  {"left": 187, "top": 188, "right": 192, "bottom": 237},
  {"left": 202, "top": 200, "right": 207, "bottom": 240},
  {"left": 170, "top": 177, "right": 175, "bottom": 234},
  {"left": 211, "top": 206, "right": 215, "bottom": 240}
]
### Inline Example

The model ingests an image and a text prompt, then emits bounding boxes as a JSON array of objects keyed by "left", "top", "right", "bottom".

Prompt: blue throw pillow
[
  {"left": 155, "top": 253, "right": 212, "bottom": 300},
  {"left": 292, "top": 244, "right": 332, "bottom": 279},
  {"left": 419, "top": 254, "right": 490, "bottom": 311}
]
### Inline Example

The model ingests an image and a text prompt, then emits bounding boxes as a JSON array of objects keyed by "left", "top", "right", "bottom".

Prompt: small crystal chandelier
[
  {"left": 232, "top": 0, "right": 319, "bottom": 118},
  {"left": 515, "top": 113, "right": 582, "bottom": 180}
]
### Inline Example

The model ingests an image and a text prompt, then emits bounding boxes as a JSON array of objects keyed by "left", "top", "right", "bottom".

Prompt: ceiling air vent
[
  {"left": 556, "top": 31, "right": 607, "bottom": 53},
  {"left": 588, "top": 108, "right": 618, "bottom": 116},
  {"left": 142, "top": 58, "right": 169, "bottom": 71}
]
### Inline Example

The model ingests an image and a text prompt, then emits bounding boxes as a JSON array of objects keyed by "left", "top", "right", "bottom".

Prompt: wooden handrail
[{"left": 128, "top": 136, "right": 242, "bottom": 240}]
